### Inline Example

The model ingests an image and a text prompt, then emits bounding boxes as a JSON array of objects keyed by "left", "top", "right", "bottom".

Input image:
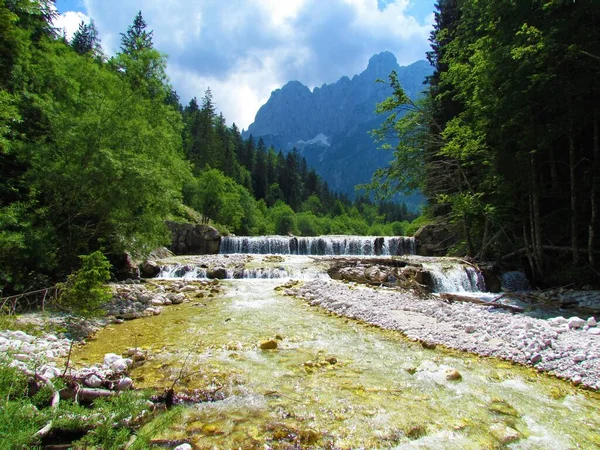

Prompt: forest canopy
[
  {"left": 0, "top": 1, "right": 417, "bottom": 294},
  {"left": 372, "top": 0, "right": 599, "bottom": 285}
]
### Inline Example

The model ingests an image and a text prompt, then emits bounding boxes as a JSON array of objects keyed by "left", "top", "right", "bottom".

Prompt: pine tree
[
  {"left": 120, "top": 11, "right": 153, "bottom": 54},
  {"left": 71, "top": 20, "right": 101, "bottom": 56}
]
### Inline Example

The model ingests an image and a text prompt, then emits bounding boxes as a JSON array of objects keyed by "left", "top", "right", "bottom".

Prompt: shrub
[{"left": 58, "top": 251, "right": 112, "bottom": 317}]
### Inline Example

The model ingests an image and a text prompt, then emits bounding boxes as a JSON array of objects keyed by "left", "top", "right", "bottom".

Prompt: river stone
[
  {"left": 490, "top": 423, "right": 520, "bottom": 444},
  {"left": 259, "top": 340, "right": 278, "bottom": 350},
  {"left": 173, "top": 445, "right": 192, "bottom": 450},
  {"left": 587, "top": 317, "right": 597, "bottom": 327},
  {"left": 169, "top": 293, "right": 186, "bottom": 304},
  {"left": 11, "top": 330, "right": 35, "bottom": 343},
  {"left": 116, "top": 377, "right": 133, "bottom": 391},
  {"left": 568, "top": 317, "right": 586, "bottom": 329},
  {"left": 208, "top": 266, "right": 227, "bottom": 279},
  {"left": 365, "top": 266, "right": 388, "bottom": 283},
  {"left": 104, "top": 353, "right": 121, "bottom": 366},
  {"left": 85, "top": 374, "right": 103, "bottom": 388},
  {"left": 111, "top": 359, "right": 129, "bottom": 373},
  {"left": 150, "top": 297, "right": 164, "bottom": 306},
  {"left": 141, "top": 260, "right": 160, "bottom": 278},
  {"left": 445, "top": 368, "right": 462, "bottom": 381}
]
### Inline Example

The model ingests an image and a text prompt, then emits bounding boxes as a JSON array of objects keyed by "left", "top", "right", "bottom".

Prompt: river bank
[{"left": 286, "top": 279, "right": 600, "bottom": 390}]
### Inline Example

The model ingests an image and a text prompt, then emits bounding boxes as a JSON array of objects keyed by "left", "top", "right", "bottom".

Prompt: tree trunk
[
  {"left": 531, "top": 152, "right": 544, "bottom": 273},
  {"left": 590, "top": 120, "right": 599, "bottom": 267},
  {"left": 567, "top": 92, "right": 580, "bottom": 265},
  {"left": 549, "top": 144, "right": 560, "bottom": 192},
  {"left": 569, "top": 133, "right": 579, "bottom": 265}
]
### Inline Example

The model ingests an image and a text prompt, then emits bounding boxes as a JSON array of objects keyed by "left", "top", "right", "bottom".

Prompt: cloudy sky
[{"left": 54, "top": 0, "right": 436, "bottom": 129}]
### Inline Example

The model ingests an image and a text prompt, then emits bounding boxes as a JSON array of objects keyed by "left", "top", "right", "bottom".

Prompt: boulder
[
  {"left": 208, "top": 266, "right": 227, "bottom": 279},
  {"left": 413, "top": 223, "right": 454, "bottom": 256},
  {"left": 365, "top": 266, "right": 389, "bottom": 283},
  {"left": 480, "top": 265, "right": 502, "bottom": 293},
  {"left": 167, "top": 221, "right": 221, "bottom": 255},
  {"left": 112, "top": 252, "right": 140, "bottom": 281},
  {"left": 141, "top": 260, "right": 161, "bottom": 278}
]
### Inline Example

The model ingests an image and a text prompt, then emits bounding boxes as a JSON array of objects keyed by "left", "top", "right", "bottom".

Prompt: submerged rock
[
  {"left": 445, "top": 368, "right": 462, "bottom": 381},
  {"left": 489, "top": 423, "right": 521, "bottom": 444},
  {"left": 259, "top": 340, "right": 278, "bottom": 350}
]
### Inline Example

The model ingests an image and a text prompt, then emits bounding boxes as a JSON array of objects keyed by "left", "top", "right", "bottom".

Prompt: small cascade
[
  {"left": 240, "top": 268, "right": 289, "bottom": 279},
  {"left": 157, "top": 265, "right": 291, "bottom": 280},
  {"left": 501, "top": 271, "right": 531, "bottom": 292},
  {"left": 220, "top": 235, "right": 415, "bottom": 256},
  {"left": 423, "top": 262, "right": 486, "bottom": 293},
  {"left": 157, "top": 265, "right": 208, "bottom": 280}
]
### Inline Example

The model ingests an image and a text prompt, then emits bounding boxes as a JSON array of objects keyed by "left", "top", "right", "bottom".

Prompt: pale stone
[
  {"left": 85, "top": 374, "right": 103, "bottom": 388},
  {"left": 104, "top": 353, "right": 120, "bottom": 363},
  {"left": 587, "top": 317, "right": 597, "bottom": 327},
  {"left": 174, "top": 444, "right": 192, "bottom": 450},
  {"left": 530, "top": 353, "right": 542, "bottom": 364},
  {"left": 116, "top": 377, "right": 133, "bottom": 391},
  {"left": 568, "top": 317, "right": 586, "bottom": 329},
  {"left": 111, "top": 359, "right": 129, "bottom": 373},
  {"left": 11, "top": 330, "right": 35, "bottom": 343}
]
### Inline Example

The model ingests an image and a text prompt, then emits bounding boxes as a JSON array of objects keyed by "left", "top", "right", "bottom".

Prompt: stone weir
[{"left": 219, "top": 235, "right": 416, "bottom": 256}]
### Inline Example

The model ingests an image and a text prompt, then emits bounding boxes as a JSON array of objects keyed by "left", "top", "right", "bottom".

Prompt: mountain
[{"left": 244, "top": 51, "right": 433, "bottom": 207}]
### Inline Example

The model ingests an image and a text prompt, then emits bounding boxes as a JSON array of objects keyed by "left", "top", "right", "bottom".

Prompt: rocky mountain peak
[
  {"left": 365, "top": 51, "right": 398, "bottom": 77},
  {"left": 244, "top": 52, "right": 433, "bottom": 203}
]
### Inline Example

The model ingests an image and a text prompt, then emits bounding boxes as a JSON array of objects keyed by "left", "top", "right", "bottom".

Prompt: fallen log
[
  {"left": 439, "top": 293, "right": 524, "bottom": 313},
  {"left": 60, "top": 387, "right": 117, "bottom": 402}
]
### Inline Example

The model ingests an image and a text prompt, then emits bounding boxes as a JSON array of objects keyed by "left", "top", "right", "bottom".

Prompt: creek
[{"left": 73, "top": 237, "right": 600, "bottom": 448}]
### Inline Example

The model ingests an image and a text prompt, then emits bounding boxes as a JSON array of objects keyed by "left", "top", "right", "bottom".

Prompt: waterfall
[
  {"left": 220, "top": 235, "right": 416, "bottom": 256},
  {"left": 423, "top": 262, "right": 486, "bottom": 293}
]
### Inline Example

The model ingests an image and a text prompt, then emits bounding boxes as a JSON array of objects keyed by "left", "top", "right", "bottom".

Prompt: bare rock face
[
  {"left": 414, "top": 224, "right": 454, "bottom": 256},
  {"left": 167, "top": 222, "right": 221, "bottom": 255}
]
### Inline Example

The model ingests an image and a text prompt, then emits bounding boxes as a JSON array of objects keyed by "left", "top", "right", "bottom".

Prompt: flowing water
[
  {"left": 220, "top": 235, "right": 416, "bottom": 256},
  {"left": 73, "top": 254, "right": 600, "bottom": 449}
]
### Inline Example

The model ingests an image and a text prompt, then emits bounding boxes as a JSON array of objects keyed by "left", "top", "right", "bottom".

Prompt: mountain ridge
[{"left": 244, "top": 51, "right": 433, "bottom": 205}]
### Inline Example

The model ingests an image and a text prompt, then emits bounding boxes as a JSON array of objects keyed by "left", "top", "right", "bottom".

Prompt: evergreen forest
[
  {"left": 0, "top": 1, "right": 417, "bottom": 295},
  {"left": 372, "top": 0, "right": 599, "bottom": 286}
]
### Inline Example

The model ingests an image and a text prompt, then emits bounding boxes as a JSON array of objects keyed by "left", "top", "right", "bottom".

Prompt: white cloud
[
  {"left": 76, "top": 0, "right": 433, "bottom": 129},
  {"left": 53, "top": 11, "right": 90, "bottom": 41}
]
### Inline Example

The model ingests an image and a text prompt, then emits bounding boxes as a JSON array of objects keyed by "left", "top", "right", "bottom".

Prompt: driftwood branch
[
  {"left": 32, "top": 374, "right": 61, "bottom": 440},
  {"left": 439, "top": 293, "right": 524, "bottom": 313}
]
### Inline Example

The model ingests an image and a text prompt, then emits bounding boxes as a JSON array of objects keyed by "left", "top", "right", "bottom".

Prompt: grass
[{"left": 0, "top": 357, "right": 177, "bottom": 449}]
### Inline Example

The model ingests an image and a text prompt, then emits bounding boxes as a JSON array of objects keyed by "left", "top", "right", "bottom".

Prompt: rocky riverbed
[{"left": 285, "top": 279, "right": 600, "bottom": 390}]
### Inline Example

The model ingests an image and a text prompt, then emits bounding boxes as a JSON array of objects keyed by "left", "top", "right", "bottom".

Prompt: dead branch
[{"left": 439, "top": 293, "right": 524, "bottom": 313}]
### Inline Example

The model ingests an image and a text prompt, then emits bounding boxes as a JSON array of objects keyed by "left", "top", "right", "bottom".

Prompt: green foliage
[
  {"left": 0, "top": 360, "right": 45, "bottom": 448},
  {"left": 269, "top": 201, "right": 298, "bottom": 235},
  {"left": 57, "top": 251, "right": 112, "bottom": 317}
]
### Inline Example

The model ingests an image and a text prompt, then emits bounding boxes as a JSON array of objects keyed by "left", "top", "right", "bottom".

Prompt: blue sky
[{"left": 54, "top": 0, "right": 437, "bottom": 128}]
